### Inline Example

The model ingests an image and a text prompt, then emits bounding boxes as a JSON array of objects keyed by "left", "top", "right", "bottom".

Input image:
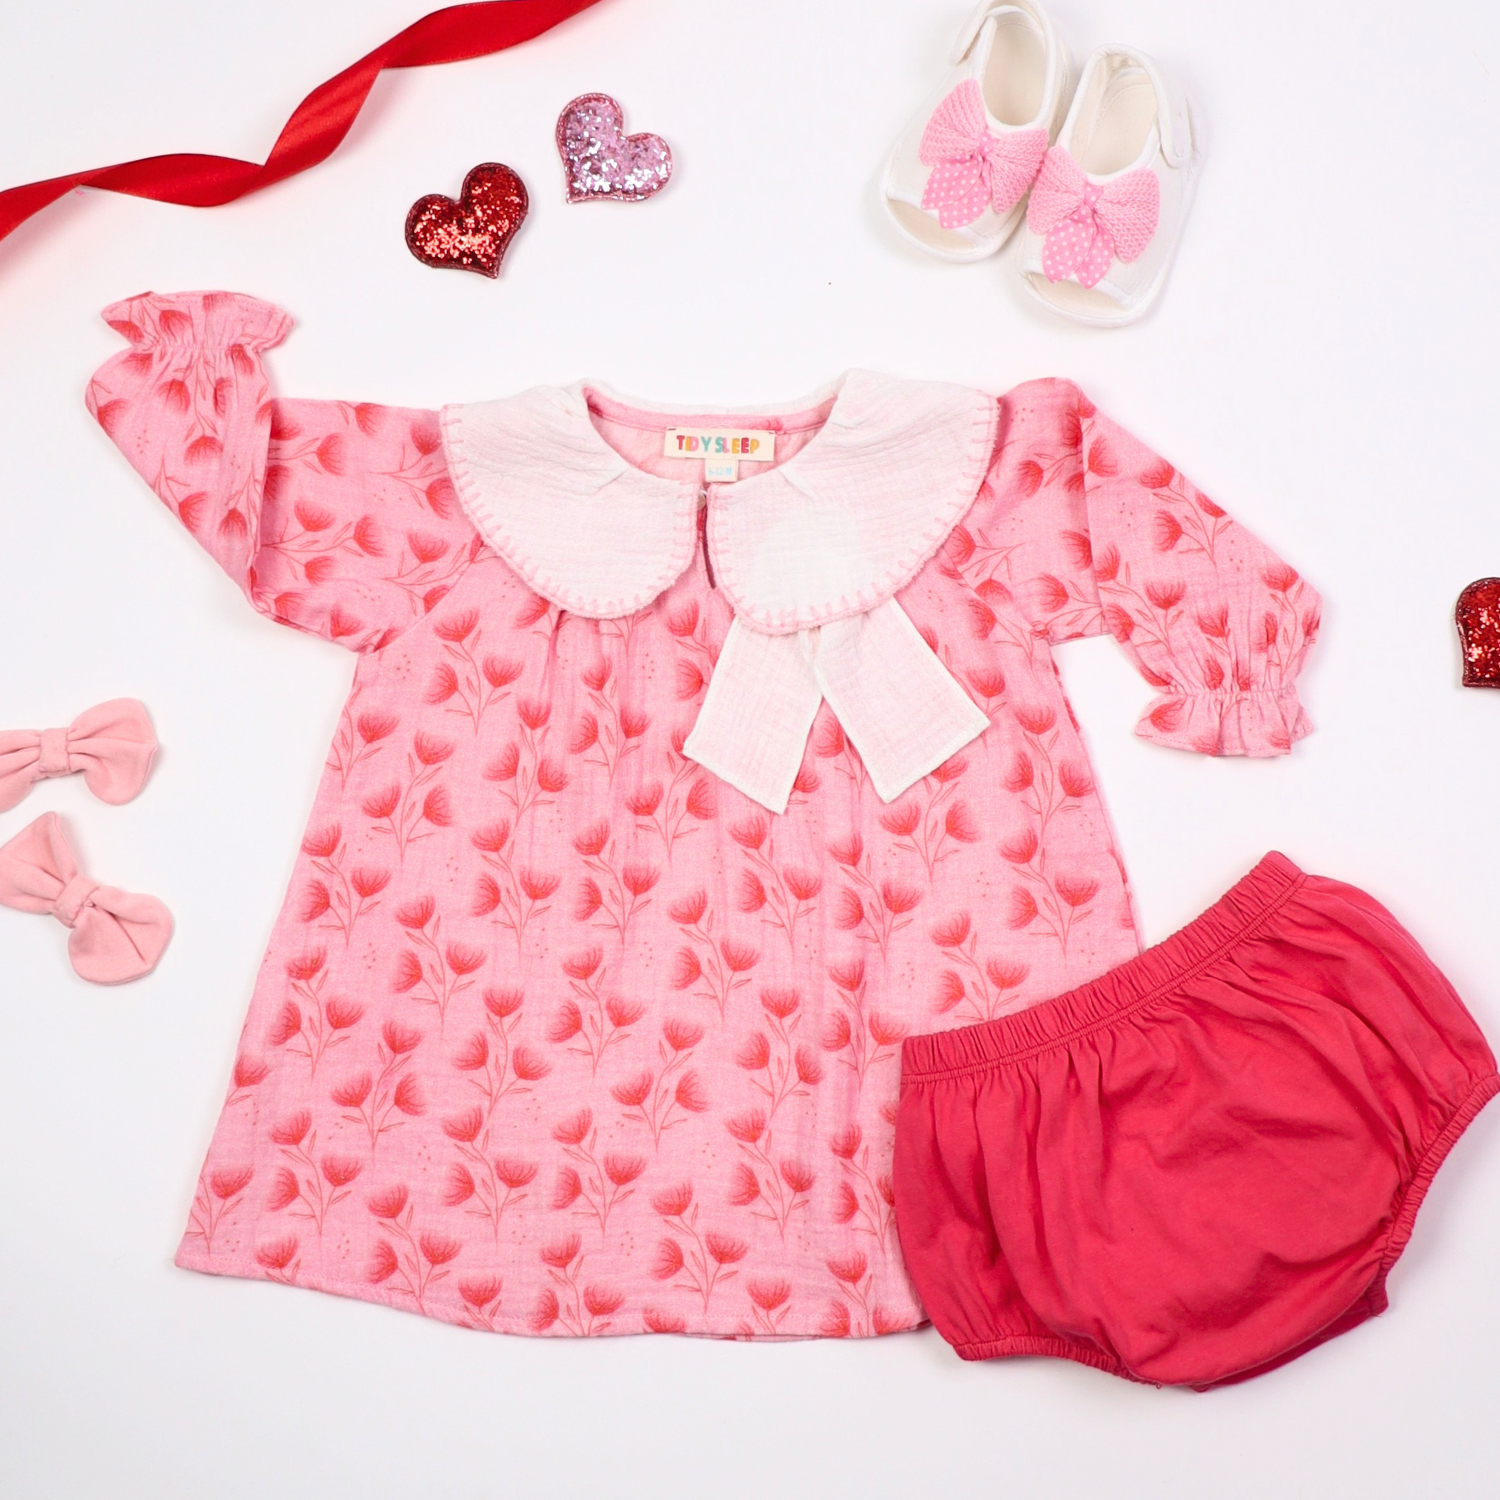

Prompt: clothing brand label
[{"left": 664, "top": 427, "right": 776, "bottom": 483}]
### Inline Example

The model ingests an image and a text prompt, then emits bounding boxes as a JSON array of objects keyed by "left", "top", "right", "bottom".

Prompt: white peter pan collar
[{"left": 439, "top": 370, "right": 997, "bottom": 632}]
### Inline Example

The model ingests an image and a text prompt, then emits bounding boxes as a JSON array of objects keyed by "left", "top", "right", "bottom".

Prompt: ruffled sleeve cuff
[
  {"left": 1134, "top": 688, "right": 1313, "bottom": 758},
  {"left": 100, "top": 290, "right": 292, "bottom": 353}
]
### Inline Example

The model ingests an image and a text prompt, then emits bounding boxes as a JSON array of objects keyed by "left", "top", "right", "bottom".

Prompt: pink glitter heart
[{"left": 555, "top": 93, "right": 673, "bottom": 203}]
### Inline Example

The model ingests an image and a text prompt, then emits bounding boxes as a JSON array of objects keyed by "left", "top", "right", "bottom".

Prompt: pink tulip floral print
[{"left": 90, "top": 293, "right": 1317, "bottom": 1337}]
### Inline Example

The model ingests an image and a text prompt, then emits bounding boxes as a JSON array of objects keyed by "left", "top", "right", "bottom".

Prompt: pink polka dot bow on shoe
[
  {"left": 918, "top": 81, "right": 1048, "bottom": 229},
  {"left": 1025, "top": 146, "right": 1159, "bottom": 288}
]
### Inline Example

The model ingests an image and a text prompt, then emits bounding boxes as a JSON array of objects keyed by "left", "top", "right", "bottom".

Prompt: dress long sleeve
[
  {"left": 984, "top": 379, "right": 1321, "bottom": 757},
  {"left": 87, "top": 291, "right": 483, "bottom": 652}
]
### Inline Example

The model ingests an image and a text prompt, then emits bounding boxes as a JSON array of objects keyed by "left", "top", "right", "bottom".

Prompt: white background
[{"left": 1, "top": 1, "right": 1498, "bottom": 1495}]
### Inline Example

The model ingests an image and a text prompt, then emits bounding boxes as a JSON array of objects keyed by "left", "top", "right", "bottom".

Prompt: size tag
[{"left": 664, "top": 427, "right": 776, "bottom": 483}]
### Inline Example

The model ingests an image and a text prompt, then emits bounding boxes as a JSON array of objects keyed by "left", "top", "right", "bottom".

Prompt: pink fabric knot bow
[
  {"left": 1026, "top": 147, "right": 1159, "bottom": 287},
  {"left": 919, "top": 80, "right": 1048, "bottom": 229},
  {"left": 0, "top": 698, "right": 157, "bottom": 812},
  {"left": 0, "top": 812, "right": 173, "bottom": 983}
]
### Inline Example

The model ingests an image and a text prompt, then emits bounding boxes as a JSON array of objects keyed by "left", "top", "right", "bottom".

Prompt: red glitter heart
[
  {"left": 405, "top": 163, "right": 528, "bottom": 277},
  {"left": 1456, "top": 578, "right": 1500, "bottom": 686}
]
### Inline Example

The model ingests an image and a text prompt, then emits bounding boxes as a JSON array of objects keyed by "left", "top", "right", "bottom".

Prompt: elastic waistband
[{"left": 901, "top": 851, "right": 1308, "bottom": 1083}]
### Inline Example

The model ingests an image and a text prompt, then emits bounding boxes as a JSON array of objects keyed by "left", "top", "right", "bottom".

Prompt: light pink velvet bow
[
  {"left": 919, "top": 80, "right": 1048, "bottom": 229},
  {"left": 0, "top": 812, "right": 173, "bottom": 983},
  {"left": 0, "top": 698, "right": 157, "bottom": 812},
  {"left": 1026, "top": 147, "right": 1160, "bottom": 287}
]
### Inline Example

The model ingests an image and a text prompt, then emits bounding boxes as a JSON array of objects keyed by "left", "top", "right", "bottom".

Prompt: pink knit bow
[
  {"left": 0, "top": 812, "right": 173, "bottom": 983},
  {"left": 0, "top": 698, "right": 157, "bottom": 812},
  {"left": 1026, "top": 147, "right": 1159, "bottom": 287},
  {"left": 919, "top": 80, "right": 1048, "bottom": 229}
]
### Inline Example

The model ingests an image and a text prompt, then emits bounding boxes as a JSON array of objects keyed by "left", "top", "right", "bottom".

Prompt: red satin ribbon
[{"left": 0, "top": 0, "right": 605, "bottom": 246}]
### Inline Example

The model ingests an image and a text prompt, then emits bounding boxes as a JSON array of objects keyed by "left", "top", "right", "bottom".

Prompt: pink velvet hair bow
[
  {"left": 0, "top": 698, "right": 157, "bottom": 812},
  {"left": 0, "top": 812, "right": 173, "bottom": 983},
  {"left": 919, "top": 80, "right": 1048, "bottom": 228},
  {"left": 1025, "top": 147, "right": 1159, "bottom": 287}
]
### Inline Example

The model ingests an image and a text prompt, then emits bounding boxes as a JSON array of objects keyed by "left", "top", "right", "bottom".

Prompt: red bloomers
[{"left": 893, "top": 853, "right": 1497, "bottom": 1389}]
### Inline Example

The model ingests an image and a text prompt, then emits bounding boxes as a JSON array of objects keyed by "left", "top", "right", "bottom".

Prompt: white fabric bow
[{"left": 683, "top": 601, "right": 989, "bottom": 813}]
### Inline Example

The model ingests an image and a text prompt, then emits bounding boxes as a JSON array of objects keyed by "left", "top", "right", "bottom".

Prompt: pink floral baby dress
[{"left": 88, "top": 290, "right": 1319, "bottom": 1338}]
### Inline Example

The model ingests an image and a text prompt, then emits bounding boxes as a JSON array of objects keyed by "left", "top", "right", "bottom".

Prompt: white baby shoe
[
  {"left": 881, "top": 0, "right": 1071, "bottom": 261},
  {"left": 1016, "top": 45, "right": 1198, "bottom": 325}
]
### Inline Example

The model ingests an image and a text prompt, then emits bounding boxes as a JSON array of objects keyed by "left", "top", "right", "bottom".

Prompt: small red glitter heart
[
  {"left": 405, "top": 163, "right": 528, "bottom": 277},
  {"left": 1456, "top": 578, "right": 1500, "bottom": 686}
]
